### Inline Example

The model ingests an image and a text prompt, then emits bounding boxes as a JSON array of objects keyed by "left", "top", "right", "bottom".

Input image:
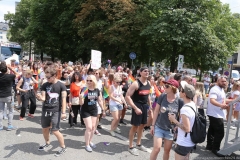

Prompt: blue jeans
[
  {"left": 204, "top": 85, "right": 209, "bottom": 93},
  {"left": 0, "top": 96, "right": 14, "bottom": 128}
]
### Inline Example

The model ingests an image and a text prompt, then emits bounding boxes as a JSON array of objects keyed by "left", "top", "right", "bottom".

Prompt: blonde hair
[
  {"left": 87, "top": 75, "right": 98, "bottom": 89},
  {"left": 114, "top": 74, "right": 122, "bottom": 82},
  {"left": 232, "top": 81, "right": 240, "bottom": 92},
  {"left": 195, "top": 82, "right": 206, "bottom": 99},
  {"left": 25, "top": 69, "right": 33, "bottom": 75}
]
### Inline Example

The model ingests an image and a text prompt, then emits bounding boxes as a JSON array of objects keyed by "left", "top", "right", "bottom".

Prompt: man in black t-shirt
[
  {"left": 36, "top": 67, "right": 67, "bottom": 157},
  {"left": 125, "top": 67, "right": 151, "bottom": 156}
]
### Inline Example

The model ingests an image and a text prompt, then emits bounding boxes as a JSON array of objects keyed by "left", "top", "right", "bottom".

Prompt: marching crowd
[{"left": 0, "top": 58, "right": 238, "bottom": 159}]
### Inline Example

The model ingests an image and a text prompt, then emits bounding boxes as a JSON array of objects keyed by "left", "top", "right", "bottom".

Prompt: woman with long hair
[
  {"left": 79, "top": 75, "right": 105, "bottom": 152},
  {"left": 94, "top": 69, "right": 107, "bottom": 135},
  {"left": 227, "top": 81, "right": 240, "bottom": 129},
  {"left": 109, "top": 75, "right": 127, "bottom": 136},
  {"left": 68, "top": 72, "right": 82, "bottom": 127},
  {"left": 150, "top": 79, "right": 183, "bottom": 160},
  {"left": 156, "top": 76, "right": 165, "bottom": 93},
  {"left": 32, "top": 62, "right": 39, "bottom": 94},
  {"left": 193, "top": 82, "right": 206, "bottom": 117}
]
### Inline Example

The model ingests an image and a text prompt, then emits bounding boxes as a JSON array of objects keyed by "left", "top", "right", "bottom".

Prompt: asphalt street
[{"left": 1, "top": 100, "right": 240, "bottom": 160}]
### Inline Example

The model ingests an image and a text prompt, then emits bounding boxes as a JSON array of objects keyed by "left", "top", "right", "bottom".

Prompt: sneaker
[
  {"left": 97, "top": 124, "right": 102, "bottom": 129},
  {"left": 54, "top": 147, "right": 67, "bottom": 157},
  {"left": 90, "top": 142, "right": 96, "bottom": 149},
  {"left": 114, "top": 128, "right": 121, "bottom": 134},
  {"left": 128, "top": 147, "right": 139, "bottom": 156},
  {"left": 110, "top": 130, "right": 115, "bottom": 137},
  {"left": 85, "top": 145, "right": 92, "bottom": 152},
  {"left": 120, "top": 119, "right": 127, "bottom": 125},
  {"left": 94, "top": 130, "right": 101, "bottom": 136},
  {"left": 6, "top": 125, "right": 17, "bottom": 131},
  {"left": 230, "top": 126, "right": 236, "bottom": 130},
  {"left": 136, "top": 145, "right": 148, "bottom": 152},
  {"left": 19, "top": 117, "right": 24, "bottom": 121},
  {"left": 38, "top": 144, "right": 50, "bottom": 151},
  {"left": 15, "top": 105, "right": 21, "bottom": 110},
  {"left": 28, "top": 113, "right": 34, "bottom": 118},
  {"left": 62, "top": 118, "right": 67, "bottom": 121},
  {"left": 3, "top": 116, "right": 8, "bottom": 120},
  {"left": 232, "top": 119, "right": 237, "bottom": 122}
]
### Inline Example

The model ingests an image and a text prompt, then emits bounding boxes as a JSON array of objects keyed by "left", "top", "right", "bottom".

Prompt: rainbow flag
[
  {"left": 81, "top": 87, "right": 88, "bottom": 98},
  {"left": 103, "top": 86, "right": 109, "bottom": 99},
  {"left": 128, "top": 75, "right": 135, "bottom": 84},
  {"left": 153, "top": 84, "right": 161, "bottom": 97}
]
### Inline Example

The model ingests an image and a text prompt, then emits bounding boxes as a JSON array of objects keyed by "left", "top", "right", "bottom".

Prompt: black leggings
[{"left": 68, "top": 105, "right": 80, "bottom": 126}]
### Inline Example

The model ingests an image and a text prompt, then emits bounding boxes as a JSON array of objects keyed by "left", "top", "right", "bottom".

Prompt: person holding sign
[{"left": 79, "top": 75, "right": 105, "bottom": 152}]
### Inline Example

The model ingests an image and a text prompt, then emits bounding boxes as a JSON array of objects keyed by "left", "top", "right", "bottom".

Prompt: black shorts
[
  {"left": 175, "top": 144, "right": 194, "bottom": 156},
  {"left": 81, "top": 106, "right": 98, "bottom": 118},
  {"left": 41, "top": 111, "right": 61, "bottom": 131},
  {"left": 131, "top": 102, "right": 148, "bottom": 126}
]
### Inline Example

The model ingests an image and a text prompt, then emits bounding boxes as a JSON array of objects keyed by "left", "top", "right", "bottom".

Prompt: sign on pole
[
  {"left": 91, "top": 50, "right": 102, "bottom": 69},
  {"left": 177, "top": 55, "right": 184, "bottom": 70},
  {"left": 129, "top": 52, "right": 136, "bottom": 60}
]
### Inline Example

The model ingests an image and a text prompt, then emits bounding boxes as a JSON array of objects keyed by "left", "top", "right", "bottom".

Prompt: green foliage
[{"left": 3, "top": 0, "right": 240, "bottom": 72}]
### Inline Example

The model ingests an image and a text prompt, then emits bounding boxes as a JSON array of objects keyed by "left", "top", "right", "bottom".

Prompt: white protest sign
[
  {"left": 177, "top": 55, "right": 184, "bottom": 70},
  {"left": 91, "top": 50, "right": 102, "bottom": 69}
]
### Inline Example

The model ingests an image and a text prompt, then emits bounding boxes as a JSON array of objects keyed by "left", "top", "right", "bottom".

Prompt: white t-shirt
[
  {"left": 109, "top": 85, "right": 122, "bottom": 105},
  {"left": 203, "top": 77, "right": 211, "bottom": 85},
  {"left": 206, "top": 85, "right": 226, "bottom": 118},
  {"left": 176, "top": 101, "right": 196, "bottom": 147},
  {"left": 231, "top": 90, "right": 240, "bottom": 98}
]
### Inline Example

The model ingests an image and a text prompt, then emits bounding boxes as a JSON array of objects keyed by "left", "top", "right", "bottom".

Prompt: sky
[{"left": 0, "top": 0, "right": 240, "bottom": 22}]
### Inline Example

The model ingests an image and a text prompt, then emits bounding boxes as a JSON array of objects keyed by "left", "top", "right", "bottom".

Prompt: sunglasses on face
[
  {"left": 116, "top": 81, "right": 121, "bottom": 84},
  {"left": 165, "top": 84, "right": 171, "bottom": 88},
  {"left": 46, "top": 75, "right": 54, "bottom": 80},
  {"left": 87, "top": 80, "right": 92, "bottom": 82}
]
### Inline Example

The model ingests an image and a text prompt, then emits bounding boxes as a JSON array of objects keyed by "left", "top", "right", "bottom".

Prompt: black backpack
[{"left": 185, "top": 105, "right": 207, "bottom": 144}]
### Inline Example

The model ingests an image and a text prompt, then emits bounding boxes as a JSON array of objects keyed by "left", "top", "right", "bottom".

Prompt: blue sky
[{"left": 0, "top": 0, "right": 240, "bottom": 22}]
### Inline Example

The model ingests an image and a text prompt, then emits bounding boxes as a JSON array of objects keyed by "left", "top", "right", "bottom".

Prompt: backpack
[{"left": 184, "top": 105, "right": 207, "bottom": 144}]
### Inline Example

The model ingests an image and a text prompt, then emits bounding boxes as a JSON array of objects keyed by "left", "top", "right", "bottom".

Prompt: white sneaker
[
  {"left": 230, "top": 126, "right": 236, "bottom": 130},
  {"left": 114, "top": 128, "right": 121, "bottom": 134},
  {"left": 110, "top": 131, "right": 115, "bottom": 137}
]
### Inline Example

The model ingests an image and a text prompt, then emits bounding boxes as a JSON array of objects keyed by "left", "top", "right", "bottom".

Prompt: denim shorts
[
  {"left": 109, "top": 104, "right": 123, "bottom": 112},
  {"left": 175, "top": 144, "right": 194, "bottom": 156},
  {"left": 154, "top": 125, "right": 173, "bottom": 140}
]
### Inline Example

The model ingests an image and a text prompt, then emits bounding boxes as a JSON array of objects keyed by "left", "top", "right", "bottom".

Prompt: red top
[{"left": 70, "top": 82, "right": 81, "bottom": 97}]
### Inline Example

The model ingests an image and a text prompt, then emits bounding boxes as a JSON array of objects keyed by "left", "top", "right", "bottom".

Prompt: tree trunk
[
  {"left": 40, "top": 50, "right": 43, "bottom": 62},
  {"left": 51, "top": 51, "right": 55, "bottom": 62},
  {"left": 170, "top": 42, "right": 177, "bottom": 72},
  {"left": 29, "top": 41, "right": 32, "bottom": 61}
]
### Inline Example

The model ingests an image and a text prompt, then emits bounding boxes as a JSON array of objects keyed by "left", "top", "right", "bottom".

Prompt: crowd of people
[{"left": 0, "top": 58, "right": 237, "bottom": 159}]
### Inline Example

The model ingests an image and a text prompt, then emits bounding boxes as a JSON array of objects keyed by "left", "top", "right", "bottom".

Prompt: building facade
[{"left": 0, "top": 22, "right": 9, "bottom": 43}]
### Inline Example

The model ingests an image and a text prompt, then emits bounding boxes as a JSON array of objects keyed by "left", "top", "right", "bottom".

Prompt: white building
[{"left": 0, "top": 22, "right": 9, "bottom": 43}]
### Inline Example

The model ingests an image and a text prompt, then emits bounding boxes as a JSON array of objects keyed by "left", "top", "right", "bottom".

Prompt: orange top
[{"left": 70, "top": 82, "right": 81, "bottom": 97}]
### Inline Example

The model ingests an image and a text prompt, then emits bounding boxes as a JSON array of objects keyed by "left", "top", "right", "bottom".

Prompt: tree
[{"left": 141, "top": 0, "right": 240, "bottom": 72}]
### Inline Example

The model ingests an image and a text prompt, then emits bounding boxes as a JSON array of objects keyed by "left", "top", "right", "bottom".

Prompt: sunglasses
[
  {"left": 87, "top": 80, "right": 93, "bottom": 82},
  {"left": 165, "top": 84, "right": 171, "bottom": 88},
  {"left": 116, "top": 82, "right": 121, "bottom": 84},
  {"left": 46, "top": 75, "right": 54, "bottom": 80}
]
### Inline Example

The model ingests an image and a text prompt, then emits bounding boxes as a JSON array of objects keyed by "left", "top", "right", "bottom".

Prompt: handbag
[{"left": 72, "top": 97, "right": 80, "bottom": 105}]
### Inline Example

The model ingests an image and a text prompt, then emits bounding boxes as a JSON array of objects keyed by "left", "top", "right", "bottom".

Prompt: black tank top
[{"left": 132, "top": 79, "right": 151, "bottom": 104}]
